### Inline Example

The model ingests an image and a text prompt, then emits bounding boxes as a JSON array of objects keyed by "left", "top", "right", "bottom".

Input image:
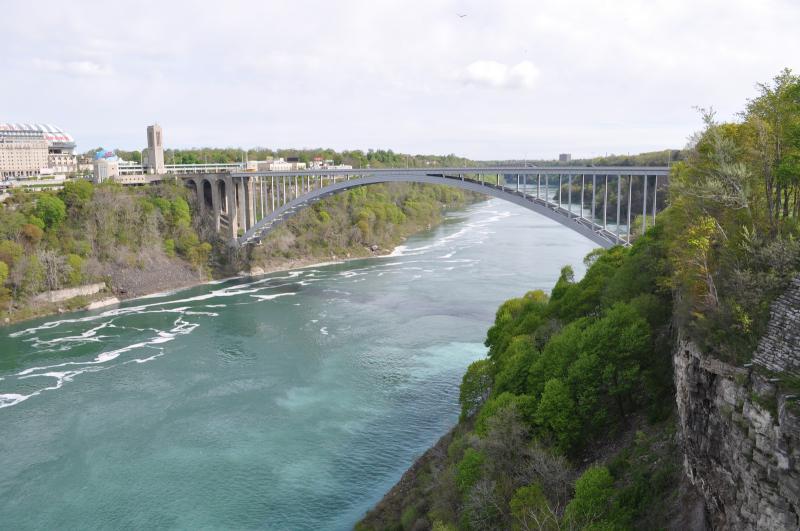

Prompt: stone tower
[{"left": 145, "top": 124, "right": 165, "bottom": 174}]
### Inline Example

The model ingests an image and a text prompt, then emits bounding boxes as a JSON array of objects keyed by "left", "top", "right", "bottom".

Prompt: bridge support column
[
  {"left": 545, "top": 174, "right": 549, "bottom": 204},
  {"left": 558, "top": 175, "right": 562, "bottom": 209},
  {"left": 568, "top": 175, "right": 572, "bottom": 217},
  {"left": 652, "top": 175, "right": 658, "bottom": 226},
  {"left": 210, "top": 177, "right": 222, "bottom": 232},
  {"left": 603, "top": 175, "right": 608, "bottom": 229},
  {"left": 616, "top": 175, "right": 622, "bottom": 243},
  {"left": 642, "top": 175, "right": 648, "bottom": 235},
  {"left": 245, "top": 178, "right": 256, "bottom": 230},
  {"left": 581, "top": 175, "right": 585, "bottom": 217},
  {"left": 225, "top": 176, "right": 238, "bottom": 239},
  {"left": 627, "top": 176, "right": 633, "bottom": 243},
  {"left": 237, "top": 179, "right": 247, "bottom": 232}
]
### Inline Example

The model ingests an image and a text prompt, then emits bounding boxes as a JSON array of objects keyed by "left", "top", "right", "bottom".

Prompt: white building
[
  {"left": 93, "top": 159, "right": 120, "bottom": 183},
  {"left": 253, "top": 158, "right": 308, "bottom": 172},
  {"left": 0, "top": 123, "right": 77, "bottom": 179},
  {"left": 308, "top": 158, "right": 351, "bottom": 170}
]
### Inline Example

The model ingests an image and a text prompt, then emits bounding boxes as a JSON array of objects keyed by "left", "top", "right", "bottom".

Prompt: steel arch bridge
[{"left": 182, "top": 167, "right": 670, "bottom": 249}]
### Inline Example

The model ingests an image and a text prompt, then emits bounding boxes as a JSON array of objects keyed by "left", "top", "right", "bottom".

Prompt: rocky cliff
[{"left": 674, "top": 279, "right": 800, "bottom": 529}]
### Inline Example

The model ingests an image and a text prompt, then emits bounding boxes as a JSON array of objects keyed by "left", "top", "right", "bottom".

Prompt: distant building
[
  {"left": 93, "top": 158, "right": 120, "bottom": 182},
  {"left": 0, "top": 123, "right": 77, "bottom": 179},
  {"left": 143, "top": 124, "right": 165, "bottom": 174},
  {"left": 559, "top": 153, "right": 572, "bottom": 162},
  {"left": 308, "top": 158, "right": 351, "bottom": 170},
  {"left": 254, "top": 158, "right": 308, "bottom": 172}
]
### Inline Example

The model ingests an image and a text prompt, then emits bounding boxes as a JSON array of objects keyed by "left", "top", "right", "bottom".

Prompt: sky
[{"left": 2, "top": 0, "right": 799, "bottom": 160}]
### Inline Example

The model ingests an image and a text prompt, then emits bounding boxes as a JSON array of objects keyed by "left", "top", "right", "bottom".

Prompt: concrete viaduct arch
[{"left": 183, "top": 167, "right": 670, "bottom": 250}]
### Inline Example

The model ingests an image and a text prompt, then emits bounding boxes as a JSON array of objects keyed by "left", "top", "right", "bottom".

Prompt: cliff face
[{"left": 674, "top": 280, "right": 800, "bottom": 529}]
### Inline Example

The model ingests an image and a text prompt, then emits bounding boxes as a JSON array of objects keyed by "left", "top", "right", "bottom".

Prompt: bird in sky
[{"left": 456, "top": 13, "right": 467, "bottom": 18}]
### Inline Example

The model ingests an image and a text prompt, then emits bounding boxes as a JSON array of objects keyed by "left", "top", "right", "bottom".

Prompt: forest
[{"left": 358, "top": 69, "right": 800, "bottom": 530}]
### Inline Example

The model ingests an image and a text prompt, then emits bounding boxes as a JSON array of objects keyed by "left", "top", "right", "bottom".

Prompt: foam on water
[
  {"left": 251, "top": 293, "right": 297, "bottom": 302},
  {"left": 1, "top": 310, "right": 204, "bottom": 408}
]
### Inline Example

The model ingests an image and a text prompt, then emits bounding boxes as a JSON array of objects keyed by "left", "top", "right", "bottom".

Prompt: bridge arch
[
  {"left": 201, "top": 179, "right": 213, "bottom": 209},
  {"left": 237, "top": 172, "right": 662, "bottom": 249}
]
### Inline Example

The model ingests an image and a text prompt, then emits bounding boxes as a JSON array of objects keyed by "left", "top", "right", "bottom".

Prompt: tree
[
  {"left": 580, "top": 303, "right": 650, "bottom": 419},
  {"left": 21, "top": 223, "right": 43, "bottom": 244},
  {"left": 38, "top": 250, "right": 66, "bottom": 291},
  {"left": 34, "top": 194, "right": 66, "bottom": 229},
  {"left": 744, "top": 68, "right": 800, "bottom": 224},
  {"left": 9, "top": 254, "right": 44, "bottom": 297},
  {"left": 459, "top": 359, "right": 492, "bottom": 419},
  {"left": 456, "top": 448, "right": 485, "bottom": 495},
  {"left": 61, "top": 179, "right": 94, "bottom": 211},
  {"left": 66, "top": 254, "right": 84, "bottom": 286},
  {"left": 0, "top": 240, "right": 23, "bottom": 267},
  {"left": 510, "top": 484, "right": 558, "bottom": 531},
  {"left": 563, "top": 466, "right": 616, "bottom": 529},
  {"left": 549, "top": 265, "right": 574, "bottom": 302},
  {"left": 535, "top": 378, "right": 580, "bottom": 453},
  {"left": 0, "top": 260, "right": 8, "bottom": 286},
  {"left": 494, "top": 336, "right": 538, "bottom": 395}
]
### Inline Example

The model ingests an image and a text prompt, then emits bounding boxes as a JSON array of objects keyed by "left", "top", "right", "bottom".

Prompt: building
[
  {"left": 143, "top": 124, "right": 165, "bottom": 174},
  {"left": 0, "top": 135, "right": 48, "bottom": 179},
  {"left": 559, "top": 153, "right": 572, "bottom": 162},
  {"left": 0, "top": 123, "right": 77, "bottom": 179},
  {"left": 308, "top": 158, "right": 351, "bottom": 170},
  {"left": 254, "top": 158, "right": 308, "bottom": 172},
  {"left": 93, "top": 158, "right": 120, "bottom": 182}
]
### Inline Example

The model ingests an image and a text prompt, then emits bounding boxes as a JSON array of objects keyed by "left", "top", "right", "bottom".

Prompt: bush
[
  {"left": 563, "top": 466, "right": 616, "bottom": 528},
  {"left": 510, "top": 484, "right": 556, "bottom": 531},
  {"left": 34, "top": 194, "right": 66, "bottom": 229},
  {"left": 455, "top": 448, "right": 485, "bottom": 495},
  {"left": 459, "top": 359, "right": 491, "bottom": 419},
  {"left": 535, "top": 379, "right": 580, "bottom": 453}
]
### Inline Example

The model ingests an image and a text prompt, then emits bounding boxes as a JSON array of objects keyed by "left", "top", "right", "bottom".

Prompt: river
[{"left": 0, "top": 199, "right": 595, "bottom": 530}]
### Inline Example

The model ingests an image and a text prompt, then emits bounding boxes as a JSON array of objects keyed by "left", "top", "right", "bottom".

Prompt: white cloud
[
  {"left": 461, "top": 61, "right": 540, "bottom": 89},
  {"left": 33, "top": 58, "right": 111, "bottom": 77}
]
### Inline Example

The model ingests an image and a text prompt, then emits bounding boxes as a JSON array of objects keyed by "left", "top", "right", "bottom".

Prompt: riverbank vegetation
[
  {"left": 0, "top": 181, "right": 210, "bottom": 322},
  {"left": 358, "top": 69, "right": 800, "bottom": 530},
  {"left": 0, "top": 180, "right": 480, "bottom": 324}
]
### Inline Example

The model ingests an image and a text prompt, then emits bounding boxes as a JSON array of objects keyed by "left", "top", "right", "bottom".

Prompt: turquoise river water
[{"left": 0, "top": 199, "right": 594, "bottom": 530}]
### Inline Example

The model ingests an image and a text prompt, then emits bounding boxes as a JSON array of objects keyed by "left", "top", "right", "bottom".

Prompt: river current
[{"left": 0, "top": 199, "right": 594, "bottom": 530}]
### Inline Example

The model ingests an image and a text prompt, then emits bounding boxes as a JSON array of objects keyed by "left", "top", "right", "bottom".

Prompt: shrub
[
  {"left": 455, "top": 448, "right": 485, "bottom": 495},
  {"left": 563, "top": 466, "right": 616, "bottom": 528},
  {"left": 459, "top": 359, "right": 491, "bottom": 419}
]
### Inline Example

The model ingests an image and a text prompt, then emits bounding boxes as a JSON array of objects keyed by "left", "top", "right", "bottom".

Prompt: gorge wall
[{"left": 674, "top": 278, "right": 800, "bottom": 530}]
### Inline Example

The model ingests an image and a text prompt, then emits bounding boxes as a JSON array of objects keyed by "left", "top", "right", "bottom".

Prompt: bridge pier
[
  {"left": 245, "top": 178, "right": 256, "bottom": 230},
  {"left": 225, "top": 176, "right": 239, "bottom": 238},
  {"left": 209, "top": 177, "right": 221, "bottom": 231}
]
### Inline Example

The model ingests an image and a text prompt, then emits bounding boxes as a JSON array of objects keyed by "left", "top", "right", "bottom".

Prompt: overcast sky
[{"left": 2, "top": 0, "right": 799, "bottom": 159}]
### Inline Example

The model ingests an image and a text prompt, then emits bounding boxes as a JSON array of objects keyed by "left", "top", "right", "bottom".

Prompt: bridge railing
[{"left": 434, "top": 171, "right": 667, "bottom": 247}]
